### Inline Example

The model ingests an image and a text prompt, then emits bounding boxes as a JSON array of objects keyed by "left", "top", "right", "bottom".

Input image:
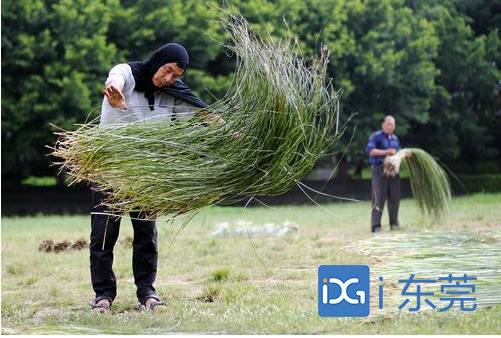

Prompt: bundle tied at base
[
  {"left": 51, "top": 16, "right": 341, "bottom": 218},
  {"left": 384, "top": 148, "right": 452, "bottom": 218}
]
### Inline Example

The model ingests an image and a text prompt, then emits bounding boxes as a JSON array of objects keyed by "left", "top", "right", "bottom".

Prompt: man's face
[
  {"left": 152, "top": 62, "right": 184, "bottom": 87},
  {"left": 382, "top": 117, "right": 396, "bottom": 134}
]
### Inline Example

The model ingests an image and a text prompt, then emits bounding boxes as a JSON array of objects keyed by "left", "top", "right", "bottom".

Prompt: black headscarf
[{"left": 127, "top": 43, "right": 207, "bottom": 111}]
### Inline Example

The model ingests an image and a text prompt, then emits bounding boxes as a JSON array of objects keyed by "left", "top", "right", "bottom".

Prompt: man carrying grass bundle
[
  {"left": 91, "top": 43, "right": 212, "bottom": 313},
  {"left": 365, "top": 115, "right": 410, "bottom": 233}
]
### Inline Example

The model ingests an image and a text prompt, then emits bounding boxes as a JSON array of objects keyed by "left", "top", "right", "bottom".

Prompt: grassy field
[{"left": 2, "top": 193, "right": 501, "bottom": 334}]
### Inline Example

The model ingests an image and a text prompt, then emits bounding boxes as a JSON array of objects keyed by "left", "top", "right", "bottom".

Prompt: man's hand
[
  {"left": 385, "top": 148, "right": 397, "bottom": 156},
  {"left": 103, "top": 85, "right": 127, "bottom": 109}
]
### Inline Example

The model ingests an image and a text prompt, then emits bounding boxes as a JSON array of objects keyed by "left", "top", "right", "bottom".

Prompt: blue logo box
[{"left": 318, "top": 265, "right": 370, "bottom": 317}]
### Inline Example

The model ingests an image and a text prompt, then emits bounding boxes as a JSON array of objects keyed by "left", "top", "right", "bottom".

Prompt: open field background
[{"left": 2, "top": 193, "right": 501, "bottom": 334}]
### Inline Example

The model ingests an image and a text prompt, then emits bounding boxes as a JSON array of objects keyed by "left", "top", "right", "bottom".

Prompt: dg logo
[{"left": 318, "top": 265, "right": 370, "bottom": 317}]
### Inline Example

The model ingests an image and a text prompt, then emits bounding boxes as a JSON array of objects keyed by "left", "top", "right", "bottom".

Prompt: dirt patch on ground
[
  {"left": 38, "top": 239, "right": 88, "bottom": 253},
  {"left": 38, "top": 235, "right": 138, "bottom": 253}
]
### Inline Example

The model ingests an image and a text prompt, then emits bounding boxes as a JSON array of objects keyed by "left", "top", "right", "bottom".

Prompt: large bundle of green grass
[
  {"left": 51, "top": 16, "right": 340, "bottom": 217},
  {"left": 384, "top": 148, "right": 451, "bottom": 218}
]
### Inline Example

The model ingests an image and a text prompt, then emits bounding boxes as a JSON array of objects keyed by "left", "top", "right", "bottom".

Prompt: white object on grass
[{"left": 211, "top": 219, "right": 299, "bottom": 238}]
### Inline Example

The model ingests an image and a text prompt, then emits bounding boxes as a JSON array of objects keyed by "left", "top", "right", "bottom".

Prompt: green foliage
[
  {"left": 21, "top": 176, "right": 57, "bottom": 187},
  {"left": 1, "top": 0, "right": 121, "bottom": 179},
  {"left": 454, "top": 174, "right": 501, "bottom": 194},
  {"left": 2, "top": 0, "right": 500, "bottom": 181}
]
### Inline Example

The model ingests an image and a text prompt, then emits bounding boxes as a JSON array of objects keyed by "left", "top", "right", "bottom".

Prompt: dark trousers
[
  {"left": 90, "top": 190, "right": 158, "bottom": 304},
  {"left": 371, "top": 164, "right": 400, "bottom": 228}
]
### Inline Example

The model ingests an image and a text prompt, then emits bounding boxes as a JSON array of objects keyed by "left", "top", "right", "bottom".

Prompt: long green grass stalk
[
  {"left": 384, "top": 148, "right": 451, "bottom": 218},
  {"left": 51, "top": 16, "right": 341, "bottom": 217}
]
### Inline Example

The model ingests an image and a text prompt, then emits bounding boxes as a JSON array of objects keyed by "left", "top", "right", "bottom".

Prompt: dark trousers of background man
[
  {"left": 90, "top": 189, "right": 158, "bottom": 305},
  {"left": 371, "top": 164, "right": 401, "bottom": 230}
]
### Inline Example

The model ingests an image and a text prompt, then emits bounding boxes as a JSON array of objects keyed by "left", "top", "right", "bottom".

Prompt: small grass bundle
[
  {"left": 51, "top": 16, "right": 340, "bottom": 218},
  {"left": 384, "top": 148, "right": 451, "bottom": 218}
]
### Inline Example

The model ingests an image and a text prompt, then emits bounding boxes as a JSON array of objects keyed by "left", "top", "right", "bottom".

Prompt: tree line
[{"left": 2, "top": 0, "right": 500, "bottom": 182}]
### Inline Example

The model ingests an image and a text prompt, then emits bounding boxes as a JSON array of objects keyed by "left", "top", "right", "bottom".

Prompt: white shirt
[{"left": 100, "top": 63, "right": 198, "bottom": 126}]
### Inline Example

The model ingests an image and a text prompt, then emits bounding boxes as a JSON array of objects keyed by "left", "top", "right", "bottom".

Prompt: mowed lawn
[{"left": 2, "top": 193, "right": 501, "bottom": 334}]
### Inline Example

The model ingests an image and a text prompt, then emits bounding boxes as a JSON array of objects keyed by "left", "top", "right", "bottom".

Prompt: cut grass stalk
[{"left": 384, "top": 148, "right": 451, "bottom": 218}]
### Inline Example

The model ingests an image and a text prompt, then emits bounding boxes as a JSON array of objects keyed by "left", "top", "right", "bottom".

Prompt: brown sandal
[
  {"left": 90, "top": 297, "right": 112, "bottom": 313},
  {"left": 142, "top": 296, "right": 166, "bottom": 311}
]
